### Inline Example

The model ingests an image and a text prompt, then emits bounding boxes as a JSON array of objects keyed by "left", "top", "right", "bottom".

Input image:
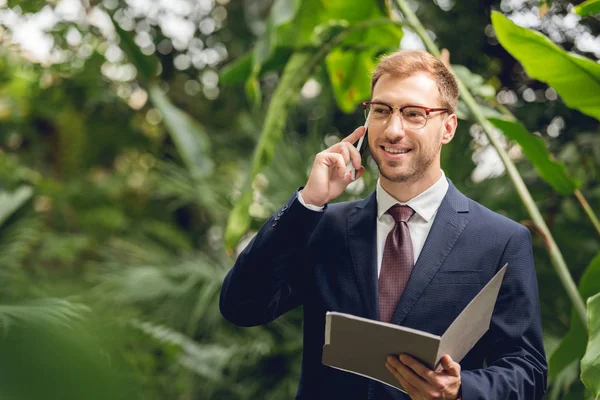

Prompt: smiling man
[{"left": 220, "top": 50, "right": 547, "bottom": 399}]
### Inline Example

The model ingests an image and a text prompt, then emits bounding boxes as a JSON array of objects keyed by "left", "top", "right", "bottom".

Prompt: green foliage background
[{"left": 0, "top": 0, "right": 599, "bottom": 398}]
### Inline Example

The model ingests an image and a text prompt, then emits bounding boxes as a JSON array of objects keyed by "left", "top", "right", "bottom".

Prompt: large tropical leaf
[
  {"left": 221, "top": 52, "right": 253, "bottom": 85},
  {"left": 489, "top": 118, "right": 579, "bottom": 195},
  {"left": 240, "top": 0, "right": 401, "bottom": 108},
  {"left": 110, "top": 13, "right": 212, "bottom": 178},
  {"left": 451, "top": 65, "right": 496, "bottom": 99},
  {"left": 491, "top": 11, "right": 600, "bottom": 121},
  {"left": 325, "top": 48, "right": 377, "bottom": 114},
  {"left": 581, "top": 292, "right": 600, "bottom": 398},
  {"left": 148, "top": 84, "right": 213, "bottom": 179},
  {"left": 574, "top": 0, "right": 600, "bottom": 17},
  {"left": 110, "top": 13, "right": 157, "bottom": 82},
  {"left": 549, "top": 253, "right": 600, "bottom": 380},
  {"left": 0, "top": 185, "right": 33, "bottom": 229},
  {"left": 224, "top": 17, "right": 404, "bottom": 249},
  {"left": 321, "top": 1, "right": 402, "bottom": 113}
]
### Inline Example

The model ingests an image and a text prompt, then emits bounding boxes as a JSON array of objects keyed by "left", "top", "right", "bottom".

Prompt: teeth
[{"left": 384, "top": 147, "right": 410, "bottom": 154}]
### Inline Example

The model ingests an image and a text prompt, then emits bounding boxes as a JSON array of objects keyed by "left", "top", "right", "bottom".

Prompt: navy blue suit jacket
[{"left": 220, "top": 181, "right": 547, "bottom": 399}]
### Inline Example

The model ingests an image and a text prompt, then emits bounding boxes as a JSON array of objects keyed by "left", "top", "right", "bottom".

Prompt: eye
[
  {"left": 372, "top": 105, "right": 391, "bottom": 115},
  {"left": 403, "top": 107, "right": 426, "bottom": 120}
]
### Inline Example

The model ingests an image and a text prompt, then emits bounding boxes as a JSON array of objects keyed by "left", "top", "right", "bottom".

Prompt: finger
[
  {"left": 341, "top": 126, "right": 366, "bottom": 145},
  {"left": 338, "top": 142, "right": 351, "bottom": 165},
  {"left": 441, "top": 354, "right": 461, "bottom": 377},
  {"left": 399, "top": 354, "right": 437, "bottom": 385},
  {"left": 386, "top": 362, "right": 419, "bottom": 397},
  {"left": 388, "top": 356, "right": 430, "bottom": 393},
  {"left": 331, "top": 153, "right": 346, "bottom": 178},
  {"left": 354, "top": 166, "right": 365, "bottom": 180},
  {"left": 344, "top": 140, "right": 363, "bottom": 170}
]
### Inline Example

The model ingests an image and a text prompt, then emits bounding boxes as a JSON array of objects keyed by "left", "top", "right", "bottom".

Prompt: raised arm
[{"left": 220, "top": 127, "right": 366, "bottom": 327}]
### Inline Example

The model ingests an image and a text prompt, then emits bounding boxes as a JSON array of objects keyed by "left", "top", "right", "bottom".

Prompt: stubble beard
[{"left": 370, "top": 141, "right": 441, "bottom": 184}]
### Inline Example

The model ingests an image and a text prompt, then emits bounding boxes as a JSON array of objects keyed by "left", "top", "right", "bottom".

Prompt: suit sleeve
[
  {"left": 460, "top": 225, "right": 548, "bottom": 399},
  {"left": 219, "top": 191, "right": 324, "bottom": 327}
]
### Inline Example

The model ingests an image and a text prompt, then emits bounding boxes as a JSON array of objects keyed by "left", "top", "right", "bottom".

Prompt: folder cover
[{"left": 322, "top": 264, "right": 507, "bottom": 392}]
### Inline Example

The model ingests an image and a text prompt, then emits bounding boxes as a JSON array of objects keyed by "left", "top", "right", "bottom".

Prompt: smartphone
[{"left": 346, "top": 117, "right": 369, "bottom": 180}]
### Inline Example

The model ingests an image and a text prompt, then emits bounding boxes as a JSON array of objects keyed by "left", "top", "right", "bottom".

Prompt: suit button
[{"left": 281, "top": 205, "right": 289, "bottom": 211}]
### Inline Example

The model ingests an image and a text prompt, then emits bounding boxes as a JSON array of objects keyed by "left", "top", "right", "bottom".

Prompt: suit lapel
[
  {"left": 347, "top": 192, "right": 379, "bottom": 320},
  {"left": 391, "top": 182, "right": 470, "bottom": 326}
]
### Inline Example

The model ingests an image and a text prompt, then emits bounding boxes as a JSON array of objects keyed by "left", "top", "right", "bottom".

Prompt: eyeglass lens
[{"left": 364, "top": 104, "right": 428, "bottom": 128}]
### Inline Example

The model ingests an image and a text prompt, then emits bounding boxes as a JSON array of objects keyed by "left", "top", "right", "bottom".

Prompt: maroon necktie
[{"left": 378, "top": 205, "right": 415, "bottom": 323}]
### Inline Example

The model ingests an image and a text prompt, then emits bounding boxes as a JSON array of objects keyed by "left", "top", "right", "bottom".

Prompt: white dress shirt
[
  {"left": 375, "top": 171, "right": 448, "bottom": 277},
  {"left": 298, "top": 171, "right": 449, "bottom": 278}
]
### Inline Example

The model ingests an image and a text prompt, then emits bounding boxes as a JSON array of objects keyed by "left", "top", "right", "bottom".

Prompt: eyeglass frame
[{"left": 361, "top": 101, "right": 449, "bottom": 129}]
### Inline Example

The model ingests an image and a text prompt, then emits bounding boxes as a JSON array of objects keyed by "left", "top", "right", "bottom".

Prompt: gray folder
[{"left": 322, "top": 264, "right": 507, "bottom": 392}]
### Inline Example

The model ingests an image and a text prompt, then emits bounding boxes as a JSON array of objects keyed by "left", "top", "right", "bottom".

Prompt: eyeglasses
[{"left": 361, "top": 101, "right": 449, "bottom": 129}]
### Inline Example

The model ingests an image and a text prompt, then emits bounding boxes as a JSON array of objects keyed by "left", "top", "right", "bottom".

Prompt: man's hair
[{"left": 371, "top": 50, "right": 459, "bottom": 114}]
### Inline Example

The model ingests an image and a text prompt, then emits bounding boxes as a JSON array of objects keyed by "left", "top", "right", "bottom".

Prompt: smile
[{"left": 382, "top": 146, "right": 411, "bottom": 154}]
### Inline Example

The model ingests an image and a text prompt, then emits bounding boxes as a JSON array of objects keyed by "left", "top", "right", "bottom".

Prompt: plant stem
[
  {"left": 392, "top": 0, "right": 587, "bottom": 326},
  {"left": 493, "top": 100, "right": 600, "bottom": 238},
  {"left": 575, "top": 189, "right": 600, "bottom": 237}
]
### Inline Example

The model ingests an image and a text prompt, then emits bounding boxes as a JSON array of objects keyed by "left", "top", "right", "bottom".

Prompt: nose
[{"left": 383, "top": 110, "right": 406, "bottom": 141}]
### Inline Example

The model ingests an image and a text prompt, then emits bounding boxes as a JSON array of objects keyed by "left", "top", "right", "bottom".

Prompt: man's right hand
[{"left": 300, "top": 126, "right": 366, "bottom": 207}]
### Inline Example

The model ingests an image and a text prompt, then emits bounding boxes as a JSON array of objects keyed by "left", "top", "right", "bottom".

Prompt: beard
[{"left": 369, "top": 140, "right": 441, "bottom": 183}]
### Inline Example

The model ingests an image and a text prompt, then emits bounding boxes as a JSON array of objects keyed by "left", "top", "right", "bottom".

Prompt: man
[{"left": 220, "top": 50, "right": 547, "bottom": 399}]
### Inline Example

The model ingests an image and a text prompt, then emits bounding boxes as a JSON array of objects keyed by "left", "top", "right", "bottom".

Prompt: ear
[{"left": 441, "top": 113, "right": 457, "bottom": 144}]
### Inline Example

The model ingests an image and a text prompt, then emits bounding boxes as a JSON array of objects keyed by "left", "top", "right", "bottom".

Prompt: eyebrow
[
  {"left": 371, "top": 99, "right": 427, "bottom": 108},
  {"left": 371, "top": 98, "right": 393, "bottom": 107}
]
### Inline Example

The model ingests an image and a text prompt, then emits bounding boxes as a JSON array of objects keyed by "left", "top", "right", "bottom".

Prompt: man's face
[{"left": 367, "top": 72, "right": 456, "bottom": 185}]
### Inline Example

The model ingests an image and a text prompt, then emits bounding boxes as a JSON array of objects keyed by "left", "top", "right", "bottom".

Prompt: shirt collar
[{"left": 376, "top": 170, "right": 449, "bottom": 222}]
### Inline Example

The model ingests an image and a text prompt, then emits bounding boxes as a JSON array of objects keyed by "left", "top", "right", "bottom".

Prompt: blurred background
[{"left": 0, "top": 0, "right": 599, "bottom": 398}]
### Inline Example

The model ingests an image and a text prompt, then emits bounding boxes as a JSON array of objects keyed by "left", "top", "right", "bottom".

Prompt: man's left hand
[{"left": 386, "top": 353, "right": 461, "bottom": 400}]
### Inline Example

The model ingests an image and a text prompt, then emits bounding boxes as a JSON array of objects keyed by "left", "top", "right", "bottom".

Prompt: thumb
[{"left": 441, "top": 355, "right": 460, "bottom": 376}]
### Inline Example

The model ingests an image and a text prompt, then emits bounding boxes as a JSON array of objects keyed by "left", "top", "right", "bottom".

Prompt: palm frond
[
  {"left": 0, "top": 298, "right": 90, "bottom": 336},
  {"left": 131, "top": 319, "right": 250, "bottom": 381},
  {"left": 151, "top": 160, "right": 229, "bottom": 217},
  {"left": 0, "top": 185, "right": 33, "bottom": 229},
  {"left": 0, "top": 215, "right": 42, "bottom": 269}
]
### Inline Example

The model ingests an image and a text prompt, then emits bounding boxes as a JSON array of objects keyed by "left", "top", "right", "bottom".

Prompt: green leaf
[
  {"left": 322, "top": 0, "right": 401, "bottom": 48},
  {"left": 248, "top": 0, "right": 303, "bottom": 82},
  {"left": 221, "top": 48, "right": 294, "bottom": 87},
  {"left": 549, "top": 253, "right": 600, "bottom": 380},
  {"left": 225, "top": 51, "right": 312, "bottom": 249},
  {"left": 489, "top": 118, "right": 579, "bottom": 195},
  {"left": 491, "top": 11, "right": 600, "bottom": 121},
  {"left": 452, "top": 65, "right": 496, "bottom": 99},
  {"left": 276, "top": 0, "right": 329, "bottom": 49},
  {"left": 245, "top": 75, "right": 262, "bottom": 110},
  {"left": 574, "top": 0, "right": 600, "bottom": 17},
  {"left": 148, "top": 84, "right": 213, "bottom": 179},
  {"left": 319, "top": 1, "right": 402, "bottom": 113},
  {"left": 0, "top": 186, "right": 33, "bottom": 229},
  {"left": 271, "top": 0, "right": 302, "bottom": 27},
  {"left": 0, "top": 299, "right": 89, "bottom": 334},
  {"left": 110, "top": 13, "right": 157, "bottom": 82},
  {"left": 581, "top": 292, "right": 600, "bottom": 398},
  {"left": 224, "top": 16, "right": 402, "bottom": 248},
  {"left": 220, "top": 53, "right": 253, "bottom": 85},
  {"left": 455, "top": 101, "right": 503, "bottom": 121},
  {"left": 6, "top": 0, "right": 46, "bottom": 13},
  {"left": 325, "top": 49, "right": 376, "bottom": 113}
]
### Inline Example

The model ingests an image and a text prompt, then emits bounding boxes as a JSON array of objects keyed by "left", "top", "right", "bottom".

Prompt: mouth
[{"left": 381, "top": 146, "right": 412, "bottom": 155}]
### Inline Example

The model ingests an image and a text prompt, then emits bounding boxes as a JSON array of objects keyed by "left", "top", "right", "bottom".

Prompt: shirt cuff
[{"left": 297, "top": 191, "right": 325, "bottom": 212}]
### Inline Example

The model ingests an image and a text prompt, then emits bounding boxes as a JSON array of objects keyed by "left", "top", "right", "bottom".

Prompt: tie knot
[{"left": 387, "top": 204, "right": 415, "bottom": 223}]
